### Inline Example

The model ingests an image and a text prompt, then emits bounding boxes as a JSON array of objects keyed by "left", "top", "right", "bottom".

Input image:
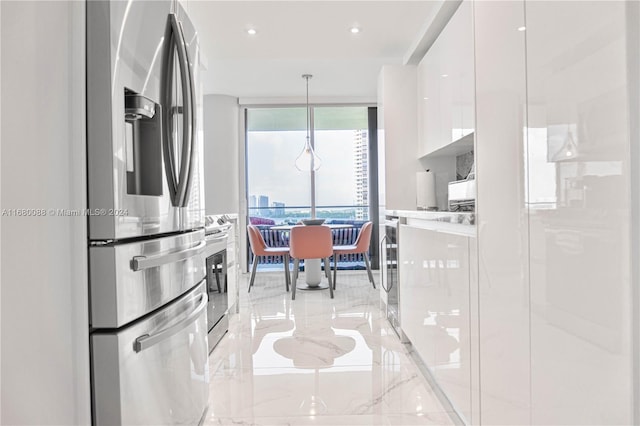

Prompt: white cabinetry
[
  {"left": 395, "top": 2, "right": 637, "bottom": 424},
  {"left": 525, "top": 2, "right": 632, "bottom": 424},
  {"left": 399, "top": 224, "right": 473, "bottom": 422},
  {"left": 418, "top": 1, "right": 474, "bottom": 157},
  {"left": 475, "top": 1, "right": 635, "bottom": 424},
  {"left": 474, "top": 1, "right": 531, "bottom": 424},
  {"left": 377, "top": 65, "right": 420, "bottom": 210},
  {"left": 203, "top": 95, "right": 240, "bottom": 215}
]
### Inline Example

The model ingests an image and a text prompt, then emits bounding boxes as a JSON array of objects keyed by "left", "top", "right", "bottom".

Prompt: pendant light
[
  {"left": 295, "top": 74, "right": 322, "bottom": 172},
  {"left": 551, "top": 126, "right": 579, "bottom": 162}
]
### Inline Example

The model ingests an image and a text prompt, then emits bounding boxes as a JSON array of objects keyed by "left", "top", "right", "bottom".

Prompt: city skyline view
[{"left": 247, "top": 129, "right": 368, "bottom": 208}]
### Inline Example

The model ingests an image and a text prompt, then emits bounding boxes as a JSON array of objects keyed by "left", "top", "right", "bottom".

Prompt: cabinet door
[
  {"left": 399, "top": 225, "right": 437, "bottom": 367},
  {"left": 418, "top": 1, "right": 474, "bottom": 156},
  {"left": 457, "top": 1, "right": 475, "bottom": 138},
  {"left": 525, "top": 2, "right": 632, "bottom": 424},
  {"left": 420, "top": 45, "right": 442, "bottom": 156},
  {"left": 431, "top": 231, "right": 471, "bottom": 422},
  {"left": 474, "top": 1, "right": 531, "bottom": 424},
  {"left": 438, "top": 31, "right": 455, "bottom": 146},
  {"left": 399, "top": 225, "right": 471, "bottom": 420}
]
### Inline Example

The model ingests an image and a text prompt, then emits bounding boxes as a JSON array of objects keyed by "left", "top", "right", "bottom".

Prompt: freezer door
[
  {"left": 87, "top": 1, "right": 204, "bottom": 241},
  {"left": 90, "top": 229, "right": 206, "bottom": 328},
  {"left": 92, "top": 281, "right": 209, "bottom": 425}
]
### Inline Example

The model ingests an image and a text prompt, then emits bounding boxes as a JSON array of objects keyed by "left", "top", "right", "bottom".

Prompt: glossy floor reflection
[{"left": 205, "top": 271, "right": 454, "bottom": 425}]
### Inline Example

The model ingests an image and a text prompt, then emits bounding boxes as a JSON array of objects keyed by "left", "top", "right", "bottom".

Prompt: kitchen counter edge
[{"left": 386, "top": 210, "right": 476, "bottom": 237}]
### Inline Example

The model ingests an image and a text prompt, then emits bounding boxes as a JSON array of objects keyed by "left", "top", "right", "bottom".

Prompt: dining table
[{"left": 270, "top": 223, "right": 353, "bottom": 290}]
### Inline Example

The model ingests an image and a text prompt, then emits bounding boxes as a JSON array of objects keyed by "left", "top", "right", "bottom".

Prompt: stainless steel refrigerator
[{"left": 87, "top": 1, "right": 208, "bottom": 424}]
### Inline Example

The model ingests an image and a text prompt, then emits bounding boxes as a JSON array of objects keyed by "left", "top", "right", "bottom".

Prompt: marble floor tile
[{"left": 207, "top": 271, "right": 454, "bottom": 425}]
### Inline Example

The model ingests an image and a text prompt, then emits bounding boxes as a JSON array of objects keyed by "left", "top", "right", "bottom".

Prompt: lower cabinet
[{"left": 399, "top": 225, "right": 473, "bottom": 422}]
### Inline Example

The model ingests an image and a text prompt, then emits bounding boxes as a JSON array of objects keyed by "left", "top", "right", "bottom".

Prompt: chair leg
[
  {"left": 284, "top": 253, "right": 291, "bottom": 292},
  {"left": 248, "top": 256, "right": 258, "bottom": 293},
  {"left": 325, "top": 257, "right": 334, "bottom": 299},
  {"left": 333, "top": 254, "right": 339, "bottom": 290},
  {"left": 364, "top": 255, "right": 376, "bottom": 289},
  {"left": 292, "top": 258, "right": 299, "bottom": 300}
]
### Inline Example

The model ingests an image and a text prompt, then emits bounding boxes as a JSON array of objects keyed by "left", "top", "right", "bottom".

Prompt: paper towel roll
[{"left": 416, "top": 171, "right": 437, "bottom": 210}]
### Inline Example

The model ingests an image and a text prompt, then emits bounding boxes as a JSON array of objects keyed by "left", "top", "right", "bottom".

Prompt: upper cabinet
[
  {"left": 377, "top": 65, "right": 420, "bottom": 210},
  {"left": 418, "top": 1, "right": 474, "bottom": 157}
]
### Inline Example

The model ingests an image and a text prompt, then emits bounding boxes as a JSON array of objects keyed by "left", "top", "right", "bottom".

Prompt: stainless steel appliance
[
  {"left": 381, "top": 216, "right": 403, "bottom": 339},
  {"left": 204, "top": 215, "right": 233, "bottom": 351},
  {"left": 447, "top": 179, "right": 476, "bottom": 211},
  {"left": 87, "top": 1, "right": 208, "bottom": 424},
  {"left": 448, "top": 165, "right": 476, "bottom": 211}
]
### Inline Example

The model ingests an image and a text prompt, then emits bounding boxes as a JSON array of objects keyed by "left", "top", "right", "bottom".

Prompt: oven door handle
[
  {"left": 133, "top": 292, "right": 207, "bottom": 353},
  {"left": 131, "top": 240, "right": 205, "bottom": 271},
  {"left": 206, "top": 232, "right": 229, "bottom": 242}
]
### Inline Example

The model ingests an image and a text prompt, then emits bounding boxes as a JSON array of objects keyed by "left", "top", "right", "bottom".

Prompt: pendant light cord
[
  {"left": 306, "top": 77, "right": 309, "bottom": 140},
  {"left": 303, "top": 74, "right": 312, "bottom": 142}
]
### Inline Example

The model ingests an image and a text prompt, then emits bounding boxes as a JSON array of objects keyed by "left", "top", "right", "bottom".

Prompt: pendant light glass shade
[
  {"left": 550, "top": 127, "right": 578, "bottom": 162},
  {"left": 295, "top": 137, "right": 322, "bottom": 171},
  {"left": 295, "top": 74, "right": 321, "bottom": 172}
]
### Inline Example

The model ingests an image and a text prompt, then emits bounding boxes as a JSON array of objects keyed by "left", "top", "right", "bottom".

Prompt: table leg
[{"left": 297, "top": 258, "right": 330, "bottom": 290}]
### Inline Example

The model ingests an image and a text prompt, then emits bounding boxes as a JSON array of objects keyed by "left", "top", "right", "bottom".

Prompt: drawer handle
[
  {"left": 131, "top": 240, "right": 205, "bottom": 271},
  {"left": 133, "top": 292, "right": 207, "bottom": 353}
]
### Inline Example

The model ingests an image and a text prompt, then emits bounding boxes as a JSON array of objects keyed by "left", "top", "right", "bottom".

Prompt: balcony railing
[{"left": 247, "top": 205, "right": 370, "bottom": 270}]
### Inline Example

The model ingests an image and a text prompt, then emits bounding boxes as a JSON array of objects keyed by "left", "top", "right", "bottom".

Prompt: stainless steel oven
[{"left": 204, "top": 215, "right": 232, "bottom": 351}]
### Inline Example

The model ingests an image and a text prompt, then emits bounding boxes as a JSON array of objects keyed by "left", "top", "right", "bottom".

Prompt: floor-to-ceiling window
[
  {"left": 245, "top": 105, "right": 377, "bottom": 270},
  {"left": 246, "top": 107, "right": 311, "bottom": 222},
  {"left": 246, "top": 106, "right": 373, "bottom": 224}
]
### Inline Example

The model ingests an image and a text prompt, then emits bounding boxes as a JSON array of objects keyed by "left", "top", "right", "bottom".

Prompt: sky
[{"left": 247, "top": 130, "right": 361, "bottom": 207}]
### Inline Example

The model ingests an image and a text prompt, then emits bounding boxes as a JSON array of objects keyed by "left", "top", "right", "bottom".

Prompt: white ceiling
[{"left": 187, "top": 1, "right": 438, "bottom": 100}]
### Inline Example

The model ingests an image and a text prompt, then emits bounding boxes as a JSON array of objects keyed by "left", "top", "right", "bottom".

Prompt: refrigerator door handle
[
  {"left": 131, "top": 240, "right": 205, "bottom": 271},
  {"left": 180, "top": 21, "right": 197, "bottom": 207},
  {"left": 133, "top": 292, "right": 207, "bottom": 353},
  {"left": 161, "top": 13, "right": 193, "bottom": 207},
  {"left": 174, "top": 18, "right": 194, "bottom": 207}
]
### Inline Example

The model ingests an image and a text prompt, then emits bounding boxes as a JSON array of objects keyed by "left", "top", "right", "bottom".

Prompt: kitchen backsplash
[{"left": 456, "top": 150, "right": 474, "bottom": 180}]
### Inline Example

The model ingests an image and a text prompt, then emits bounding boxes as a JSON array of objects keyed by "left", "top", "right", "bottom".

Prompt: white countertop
[{"left": 386, "top": 209, "right": 476, "bottom": 237}]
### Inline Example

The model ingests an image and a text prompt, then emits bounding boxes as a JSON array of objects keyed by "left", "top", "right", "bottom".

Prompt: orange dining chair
[
  {"left": 247, "top": 225, "right": 291, "bottom": 292},
  {"left": 289, "top": 225, "right": 334, "bottom": 300},
  {"left": 332, "top": 221, "right": 375, "bottom": 289}
]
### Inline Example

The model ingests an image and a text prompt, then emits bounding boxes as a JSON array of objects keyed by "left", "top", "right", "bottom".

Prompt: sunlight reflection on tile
[{"left": 206, "top": 271, "right": 453, "bottom": 425}]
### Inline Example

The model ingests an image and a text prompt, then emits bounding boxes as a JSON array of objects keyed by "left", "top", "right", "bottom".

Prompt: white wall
[
  {"left": 0, "top": 2, "right": 90, "bottom": 424},
  {"left": 203, "top": 94, "right": 240, "bottom": 215}
]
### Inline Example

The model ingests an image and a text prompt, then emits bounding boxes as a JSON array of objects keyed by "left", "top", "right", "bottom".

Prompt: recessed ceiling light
[
  {"left": 247, "top": 28, "right": 257, "bottom": 35},
  {"left": 423, "top": 97, "right": 429, "bottom": 100},
  {"left": 350, "top": 27, "right": 360, "bottom": 34},
  {"left": 441, "top": 74, "right": 448, "bottom": 78},
  {"left": 517, "top": 26, "right": 526, "bottom": 32}
]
